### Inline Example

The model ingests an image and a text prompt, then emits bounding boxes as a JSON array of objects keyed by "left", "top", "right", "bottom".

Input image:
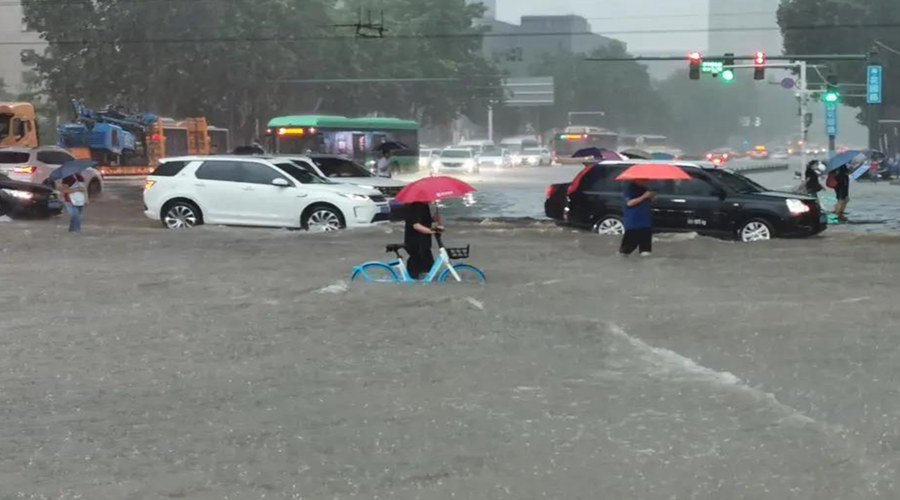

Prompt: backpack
[{"left": 825, "top": 172, "right": 837, "bottom": 189}]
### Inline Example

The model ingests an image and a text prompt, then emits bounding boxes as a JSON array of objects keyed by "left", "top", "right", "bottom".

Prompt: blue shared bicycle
[{"left": 351, "top": 234, "right": 486, "bottom": 283}]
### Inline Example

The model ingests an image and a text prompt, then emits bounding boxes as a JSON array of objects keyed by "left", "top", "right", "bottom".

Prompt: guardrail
[{"left": 726, "top": 163, "right": 789, "bottom": 174}]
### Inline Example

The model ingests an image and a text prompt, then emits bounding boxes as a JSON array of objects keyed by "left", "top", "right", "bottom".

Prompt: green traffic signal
[
  {"left": 823, "top": 91, "right": 840, "bottom": 103},
  {"left": 721, "top": 69, "right": 735, "bottom": 82}
]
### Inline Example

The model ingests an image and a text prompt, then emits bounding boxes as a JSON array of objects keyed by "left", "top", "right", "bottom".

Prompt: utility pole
[
  {"left": 799, "top": 60, "right": 809, "bottom": 168},
  {"left": 487, "top": 103, "right": 494, "bottom": 142}
]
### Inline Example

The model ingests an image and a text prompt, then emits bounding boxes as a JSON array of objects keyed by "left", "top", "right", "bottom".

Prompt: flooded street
[{"left": 1, "top": 220, "right": 899, "bottom": 499}]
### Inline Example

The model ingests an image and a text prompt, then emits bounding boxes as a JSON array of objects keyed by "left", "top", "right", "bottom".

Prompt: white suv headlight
[
  {"left": 340, "top": 193, "right": 370, "bottom": 201},
  {"left": 1, "top": 188, "right": 34, "bottom": 200},
  {"left": 786, "top": 198, "right": 810, "bottom": 215}
]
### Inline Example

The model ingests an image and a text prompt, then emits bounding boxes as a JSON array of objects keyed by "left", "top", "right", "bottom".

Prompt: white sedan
[
  {"left": 143, "top": 156, "right": 390, "bottom": 231},
  {"left": 0, "top": 146, "right": 103, "bottom": 198},
  {"left": 521, "top": 147, "right": 552, "bottom": 166}
]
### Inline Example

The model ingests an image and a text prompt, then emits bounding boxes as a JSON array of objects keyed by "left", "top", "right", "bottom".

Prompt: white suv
[
  {"left": 0, "top": 146, "right": 103, "bottom": 198},
  {"left": 143, "top": 156, "right": 390, "bottom": 231}
]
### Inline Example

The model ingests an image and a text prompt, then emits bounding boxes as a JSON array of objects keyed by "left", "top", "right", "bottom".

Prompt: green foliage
[
  {"left": 527, "top": 43, "right": 669, "bottom": 135},
  {"left": 20, "top": 0, "right": 500, "bottom": 142},
  {"left": 778, "top": 0, "right": 900, "bottom": 118},
  {"left": 656, "top": 68, "right": 798, "bottom": 153}
]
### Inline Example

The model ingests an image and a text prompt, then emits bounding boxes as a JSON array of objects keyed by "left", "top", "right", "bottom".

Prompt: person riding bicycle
[{"left": 404, "top": 202, "right": 444, "bottom": 279}]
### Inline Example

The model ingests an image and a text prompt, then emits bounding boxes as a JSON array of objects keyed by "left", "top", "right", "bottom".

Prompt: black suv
[{"left": 545, "top": 162, "right": 826, "bottom": 242}]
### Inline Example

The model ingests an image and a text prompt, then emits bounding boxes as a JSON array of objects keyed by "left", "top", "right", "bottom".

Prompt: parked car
[
  {"left": 477, "top": 146, "right": 511, "bottom": 169},
  {"left": 143, "top": 156, "right": 390, "bottom": 231},
  {"left": 522, "top": 147, "right": 552, "bottom": 166},
  {"left": 0, "top": 172, "right": 63, "bottom": 218},
  {"left": 545, "top": 161, "right": 826, "bottom": 242},
  {"left": 0, "top": 146, "right": 103, "bottom": 199},
  {"left": 433, "top": 148, "right": 480, "bottom": 174},
  {"left": 278, "top": 154, "right": 407, "bottom": 200}
]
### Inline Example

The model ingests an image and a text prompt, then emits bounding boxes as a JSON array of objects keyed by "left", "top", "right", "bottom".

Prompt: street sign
[
  {"left": 504, "top": 77, "right": 554, "bottom": 107},
  {"left": 867, "top": 65, "right": 883, "bottom": 104},
  {"left": 701, "top": 60, "right": 724, "bottom": 74},
  {"left": 781, "top": 78, "right": 795, "bottom": 89},
  {"left": 825, "top": 101, "right": 838, "bottom": 136}
]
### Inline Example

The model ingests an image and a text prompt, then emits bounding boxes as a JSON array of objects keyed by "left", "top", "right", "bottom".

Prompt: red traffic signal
[
  {"left": 688, "top": 51, "right": 702, "bottom": 80},
  {"left": 754, "top": 51, "right": 766, "bottom": 80}
]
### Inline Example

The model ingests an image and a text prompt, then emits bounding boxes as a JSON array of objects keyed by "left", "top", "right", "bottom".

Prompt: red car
[{"left": 705, "top": 149, "right": 734, "bottom": 166}]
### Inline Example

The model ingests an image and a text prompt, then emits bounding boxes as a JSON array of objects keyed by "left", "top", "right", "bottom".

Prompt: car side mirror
[
  {"left": 714, "top": 189, "right": 727, "bottom": 200},
  {"left": 272, "top": 178, "right": 291, "bottom": 187}
]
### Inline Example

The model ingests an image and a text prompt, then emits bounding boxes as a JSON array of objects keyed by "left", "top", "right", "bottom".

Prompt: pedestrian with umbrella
[
  {"left": 615, "top": 163, "right": 691, "bottom": 256},
  {"left": 824, "top": 150, "right": 863, "bottom": 222},
  {"left": 373, "top": 141, "right": 407, "bottom": 178},
  {"left": 394, "top": 176, "right": 475, "bottom": 279},
  {"left": 48, "top": 159, "right": 97, "bottom": 233}
]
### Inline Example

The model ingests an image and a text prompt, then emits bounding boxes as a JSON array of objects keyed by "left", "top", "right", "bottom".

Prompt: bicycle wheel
[
  {"left": 351, "top": 262, "right": 400, "bottom": 283},
  {"left": 438, "top": 264, "right": 486, "bottom": 283}
]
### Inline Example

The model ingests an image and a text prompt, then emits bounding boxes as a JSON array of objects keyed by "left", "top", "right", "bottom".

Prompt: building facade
[
  {"left": 478, "top": 15, "right": 613, "bottom": 77},
  {"left": 708, "top": 0, "right": 782, "bottom": 55},
  {"left": 0, "top": 0, "right": 44, "bottom": 95}
]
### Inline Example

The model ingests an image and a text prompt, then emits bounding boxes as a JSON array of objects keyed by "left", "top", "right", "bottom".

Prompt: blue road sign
[
  {"left": 867, "top": 65, "right": 883, "bottom": 105},
  {"left": 825, "top": 101, "right": 838, "bottom": 136}
]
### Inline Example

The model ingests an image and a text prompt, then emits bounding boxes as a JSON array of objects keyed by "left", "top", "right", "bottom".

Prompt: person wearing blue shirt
[{"left": 620, "top": 180, "right": 656, "bottom": 256}]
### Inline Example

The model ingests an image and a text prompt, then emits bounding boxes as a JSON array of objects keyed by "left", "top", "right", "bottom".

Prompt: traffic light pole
[{"left": 726, "top": 60, "right": 810, "bottom": 167}]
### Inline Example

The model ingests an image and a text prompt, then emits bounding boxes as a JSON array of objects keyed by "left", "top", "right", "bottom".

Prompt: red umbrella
[
  {"left": 395, "top": 176, "right": 476, "bottom": 203},
  {"left": 616, "top": 163, "right": 691, "bottom": 181}
]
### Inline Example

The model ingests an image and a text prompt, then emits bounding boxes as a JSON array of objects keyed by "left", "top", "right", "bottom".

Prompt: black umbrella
[
  {"left": 373, "top": 141, "right": 408, "bottom": 153},
  {"left": 47, "top": 159, "right": 98, "bottom": 183},
  {"left": 620, "top": 148, "right": 653, "bottom": 160}
]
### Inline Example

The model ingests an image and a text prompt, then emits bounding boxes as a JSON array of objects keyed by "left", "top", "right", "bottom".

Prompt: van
[{"left": 457, "top": 139, "right": 495, "bottom": 155}]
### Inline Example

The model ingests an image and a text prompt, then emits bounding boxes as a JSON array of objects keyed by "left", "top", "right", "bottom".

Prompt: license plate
[
  {"left": 380, "top": 205, "right": 391, "bottom": 214},
  {"left": 48, "top": 200, "right": 62, "bottom": 209}
]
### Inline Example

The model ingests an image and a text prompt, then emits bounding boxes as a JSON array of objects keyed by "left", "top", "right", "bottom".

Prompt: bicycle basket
[{"left": 446, "top": 246, "right": 470, "bottom": 260}]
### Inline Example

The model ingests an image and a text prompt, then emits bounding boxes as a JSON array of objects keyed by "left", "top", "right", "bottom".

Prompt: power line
[{"left": 2, "top": 22, "right": 899, "bottom": 46}]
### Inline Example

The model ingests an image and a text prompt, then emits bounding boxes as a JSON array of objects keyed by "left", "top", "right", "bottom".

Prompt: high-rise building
[
  {"left": 708, "top": 0, "right": 782, "bottom": 55},
  {"left": 0, "top": 0, "right": 44, "bottom": 95}
]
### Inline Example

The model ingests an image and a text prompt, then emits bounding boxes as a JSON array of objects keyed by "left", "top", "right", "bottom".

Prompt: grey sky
[{"left": 497, "top": 0, "right": 710, "bottom": 53}]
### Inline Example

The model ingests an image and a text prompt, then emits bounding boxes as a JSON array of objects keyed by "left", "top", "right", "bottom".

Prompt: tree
[
  {"left": 656, "top": 68, "right": 799, "bottom": 153},
  {"left": 328, "top": 0, "right": 502, "bottom": 132},
  {"left": 21, "top": 0, "right": 500, "bottom": 144},
  {"left": 526, "top": 42, "right": 669, "bottom": 137},
  {"left": 778, "top": 0, "right": 900, "bottom": 120}
]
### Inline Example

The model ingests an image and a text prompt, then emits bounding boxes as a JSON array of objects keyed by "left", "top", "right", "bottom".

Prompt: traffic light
[
  {"left": 753, "top": 51, "right": 766, "bottom": 80},
  {"left": 689, "top": 52, "right": 702, "bottom": 80},
  {"left": 823, "top": 74, "right": 840, "bottom": 103},
  {"left": 722, "top": 53, "right": 735, "bottom": 83}
]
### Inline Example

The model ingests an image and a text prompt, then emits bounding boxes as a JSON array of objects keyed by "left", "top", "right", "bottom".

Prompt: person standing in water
[{"left": 619, "top": 179, "right": 656, "bottom": 256}]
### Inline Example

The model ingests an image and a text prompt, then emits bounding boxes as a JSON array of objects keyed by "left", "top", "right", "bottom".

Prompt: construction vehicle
[
  {"left": 57, "top": 99, "right": 230, "bottom": 176},
  {"left": 0, "top": 102, "right": 39, "bottom": 148},
  {"left": 5, "top": 99, "right": 230, "bottom": 176}
]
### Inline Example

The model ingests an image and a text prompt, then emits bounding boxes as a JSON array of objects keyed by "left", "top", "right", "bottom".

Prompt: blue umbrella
[
  {"left": 47, "top": 159, "right": 98, "bottom": 183},
  {"left": 651, "top": 152, "right": 676, "bottom": 160},
  {"left": 825, "top": 150, "right": 865, "bottom": 172}
]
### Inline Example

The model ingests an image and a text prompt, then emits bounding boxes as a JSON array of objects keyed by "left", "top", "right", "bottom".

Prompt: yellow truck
[
  {"left": 0, "top": 102, "right": 39, "bottom": 148},
  {"left": 3, "top": 101, "right": 230, "bottom": 176}
]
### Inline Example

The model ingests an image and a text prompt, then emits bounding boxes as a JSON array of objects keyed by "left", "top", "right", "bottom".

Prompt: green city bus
[{"left": 265, "top": 115, "right": 419, "bottom": 171}]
